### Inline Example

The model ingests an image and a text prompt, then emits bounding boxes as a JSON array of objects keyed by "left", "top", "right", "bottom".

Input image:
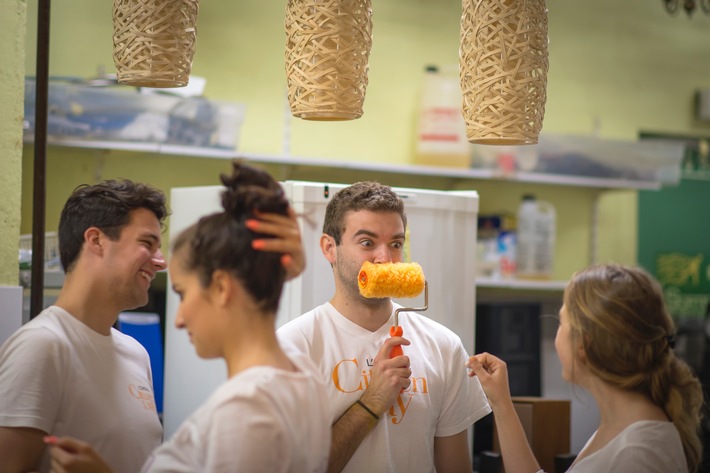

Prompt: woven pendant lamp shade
[
  {"left": 460, "top": 0, "right": 548, "bottom": 145},
  {"left": 285, "top": 0, "right": 373, "bottom": 121},
  {"left": 113, "top": 0, "right": 200, "bottom": 88}
]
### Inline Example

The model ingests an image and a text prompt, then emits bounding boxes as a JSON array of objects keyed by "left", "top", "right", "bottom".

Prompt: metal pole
[{"left": 30, "top": 0, "right": 51, "bottom": 319}]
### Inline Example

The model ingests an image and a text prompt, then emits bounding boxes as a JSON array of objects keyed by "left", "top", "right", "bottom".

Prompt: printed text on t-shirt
[{"left": 332, "top": 357, "right": 428, "bottom": 424}]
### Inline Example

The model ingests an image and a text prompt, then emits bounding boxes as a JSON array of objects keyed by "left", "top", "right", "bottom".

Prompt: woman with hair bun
[
  {"left": 468, "top": 263, "right": 703, "bottom": 473},
  {"left": 46, "top": 162, "right": 331, "bottom": 473}
]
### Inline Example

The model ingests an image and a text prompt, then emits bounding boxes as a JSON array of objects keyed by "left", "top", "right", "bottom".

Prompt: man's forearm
[{"left": 327, "top": 400, "right": 380, "bottom": 473}]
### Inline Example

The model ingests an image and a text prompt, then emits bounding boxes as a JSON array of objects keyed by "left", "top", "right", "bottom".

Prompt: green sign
[{"left": 639, "top": 178, "right": 710, "bottom": 320}]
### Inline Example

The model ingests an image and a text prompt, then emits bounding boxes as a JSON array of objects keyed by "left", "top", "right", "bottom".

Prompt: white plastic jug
[{"left": 516, "top": 195, "right": 556, "bottom": 280}]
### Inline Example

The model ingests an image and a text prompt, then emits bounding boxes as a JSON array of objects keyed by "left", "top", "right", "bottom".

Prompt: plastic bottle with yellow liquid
[{"left": 413, "top": 65, "right": 471, "bottom": 168}]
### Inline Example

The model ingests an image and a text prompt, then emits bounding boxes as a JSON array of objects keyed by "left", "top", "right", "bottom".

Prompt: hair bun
[{"left": 220, "top": 162, "right": 288, "bottom": 220}]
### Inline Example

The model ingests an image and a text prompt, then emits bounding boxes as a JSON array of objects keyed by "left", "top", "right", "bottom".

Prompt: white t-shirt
[
  {"left": 143, "top": 352, "right": 331, "bottom": 473},
  {"left": 568, "top": 420, "right": 687, "bottom": 473},
  {"left": 277, "top": 302, "right": 491, "bottom": 473},
  {"left": 0, "top": 306, "right": 163, "bottom": 473}
]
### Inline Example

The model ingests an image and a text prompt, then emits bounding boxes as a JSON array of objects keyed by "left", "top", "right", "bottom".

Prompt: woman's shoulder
[
  {"left": 572, "top": 421, "right": 686, "bottom": 473},
  {"left": 611, "top": 421, "right": 686, "bottom": 473},
  {"left": 618, "top": 419, "right": 682, "bottom": 444}
]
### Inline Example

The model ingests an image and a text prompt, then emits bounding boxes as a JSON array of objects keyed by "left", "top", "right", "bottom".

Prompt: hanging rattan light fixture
[
  {"left": 285, "top": 0, "right": 373, "bottom": 120},
  {"left": 459, "top": 0, "right": 548, "bottom": 145},
  {"left": 113, "top": 0, "right": 200, "bottom": 88}
]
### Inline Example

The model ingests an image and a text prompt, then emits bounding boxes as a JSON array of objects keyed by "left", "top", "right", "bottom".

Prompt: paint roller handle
[{"left": 389, "top": 325, "right": 404, "bottom": 358}]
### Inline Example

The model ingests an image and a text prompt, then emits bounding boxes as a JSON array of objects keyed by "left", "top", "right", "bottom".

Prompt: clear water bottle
[{"left": 516, "top": 194, "right": 556, "bottom": 279}]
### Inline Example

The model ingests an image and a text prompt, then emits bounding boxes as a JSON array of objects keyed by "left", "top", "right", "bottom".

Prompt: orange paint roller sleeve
[
  {"left": 358, "top": 262, "right": 426, "bottom": 360},
  {"left": 358, "top": 262, "right": 425, "bottom": 299}
]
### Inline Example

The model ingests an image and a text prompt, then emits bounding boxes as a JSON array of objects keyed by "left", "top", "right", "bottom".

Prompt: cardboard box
[{"left": 493, "top": 397, "right": 571, "bottom": 473}]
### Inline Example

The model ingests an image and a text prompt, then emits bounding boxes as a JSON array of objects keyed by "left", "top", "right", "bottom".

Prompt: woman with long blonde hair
[{"left": 469, "top": 263, "right": 703, "bottom": 473}]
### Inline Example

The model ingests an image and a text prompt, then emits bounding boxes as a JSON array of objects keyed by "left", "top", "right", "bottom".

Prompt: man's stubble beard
[{"left": 334, "top": 248, "right": 389, "bottom": 309}]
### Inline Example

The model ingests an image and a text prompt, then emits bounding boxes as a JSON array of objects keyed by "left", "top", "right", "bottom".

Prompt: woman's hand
[
  {"left": 45, "top": 436, "right": 114, "bottom": 473},
  {"left": 467, "top": 352, "right": 513, "bottom": 409},
  {"left": 247, "top": 207, "right": 305, "bottom": 281}
]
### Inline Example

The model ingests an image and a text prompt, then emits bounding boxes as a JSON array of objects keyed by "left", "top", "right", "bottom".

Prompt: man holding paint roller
[{"left": 278, "top": 181, "right": 490, "bottom": 473}]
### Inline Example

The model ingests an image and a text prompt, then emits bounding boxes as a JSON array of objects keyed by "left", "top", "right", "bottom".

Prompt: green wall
[
  {"left": 0, "top": 0, "right": 25, "bottom": 285},
  {"left": 19, "top": 0, "right": 710, "bottom": 280}
]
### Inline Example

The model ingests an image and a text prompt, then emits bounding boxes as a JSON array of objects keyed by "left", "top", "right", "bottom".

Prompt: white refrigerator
[{"left": 163, "top": 181, "right": 479, "bottom": 438}]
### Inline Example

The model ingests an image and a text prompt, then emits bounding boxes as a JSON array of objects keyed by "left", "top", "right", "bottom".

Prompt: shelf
[
  {"left": 19, "top": 270, "right": 64, "bottom": 290},
  {"left": 476, "top": 277, "right": 567, "bottom": 303},
  {"left": 29, "top": 137, "right": 666, "bottom": 190},
  {"left": 682, "top": 170, "right": 710, "bottom": 181},
  {"left": 477, "top": 277, "right": 568, "bottom": 291},
  {"left": 26, "top": 137, "right": 240, "bottom": 159},
  {"left": 243, "top": 153, "right": 663, "bottom": 190}
]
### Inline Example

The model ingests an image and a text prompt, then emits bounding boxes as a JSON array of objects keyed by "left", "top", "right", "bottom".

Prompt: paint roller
[{"left": 358, "top": 261, "right": 428, "bottom": 358}]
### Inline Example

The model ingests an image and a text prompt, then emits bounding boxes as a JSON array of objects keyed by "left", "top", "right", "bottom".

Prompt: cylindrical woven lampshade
[
  {"left": 285, "top": 0, "right": 373, "bottom": 121},
  {"left": 113, "top": 0, "right": 200, "bottom": 88},
  {"left": 460, "top": 0, "right": 548, "bottom": 145}
]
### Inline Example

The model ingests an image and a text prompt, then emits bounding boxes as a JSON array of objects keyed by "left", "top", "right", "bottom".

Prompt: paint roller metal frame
[{"left": 393, "top": 280, "right": 428, "bottom": 327}]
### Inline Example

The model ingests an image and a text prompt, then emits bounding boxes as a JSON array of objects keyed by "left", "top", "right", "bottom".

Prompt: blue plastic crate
[{"left": 118, "top": 312, "right": 164, "bottom": 414}]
